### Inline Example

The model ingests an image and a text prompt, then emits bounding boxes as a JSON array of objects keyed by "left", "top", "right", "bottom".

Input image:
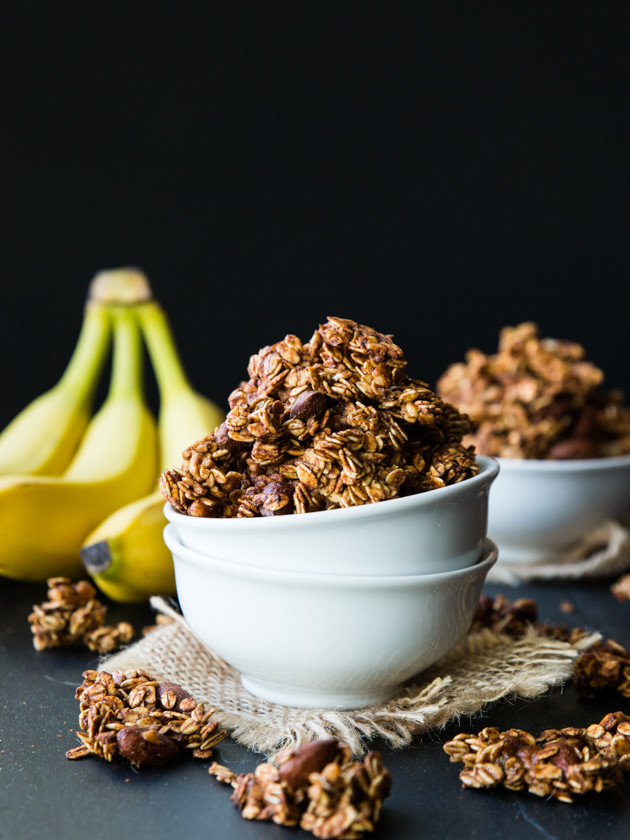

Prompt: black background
[{"left": 2, "top": 1, "right": 629, "bottom": 426}]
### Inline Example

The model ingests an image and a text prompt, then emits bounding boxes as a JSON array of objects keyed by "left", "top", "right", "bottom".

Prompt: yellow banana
[
  {"left": 0, "top": 300, "right": 111, "bottom": 476},
  {"left": 78, "top": 491, "right": 174, "bottom": 602},
  {"left": 81, "top": 297, "right": 225, "bottom": 602},
  {"left": 0, "top": 306, "right": 158, "bottom": 582}
]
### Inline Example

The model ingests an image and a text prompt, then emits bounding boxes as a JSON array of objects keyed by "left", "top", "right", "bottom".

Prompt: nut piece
[
  {"left": 444, "top": 714, "right": 629, "bottom": 803},
  {"left": 66, "top": 669, "right": 226, "bottom": 766},
  {"left": 277, "top": 739, "right": 341, "bottom": 789},
  {"left": 210, "top": 739, "right": 392, "bottom": 838},
  {"left": 438, "top": 321, "right": 630, "bottom": 459},
  {"left": 160, "top": 316, "right": 478, "bottom": 520},
  {"left": 157, "top": 681, "right": 196, "bottom": 711},
  {"left": 116, "top": 726, "right": 179, "bottom": 766}
]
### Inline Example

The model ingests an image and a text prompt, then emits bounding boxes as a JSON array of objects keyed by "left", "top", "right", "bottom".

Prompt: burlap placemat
[
  {"left": 101, "top": 598, "right": 597, "bottom": 756},
  {"left": 487, "top": 519, "right": 630, "bottom": 586}
]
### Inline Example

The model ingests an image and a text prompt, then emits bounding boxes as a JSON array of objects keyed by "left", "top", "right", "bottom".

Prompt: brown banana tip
[{"left": 81, "top": 541, "right": 113, "bottom": 574}]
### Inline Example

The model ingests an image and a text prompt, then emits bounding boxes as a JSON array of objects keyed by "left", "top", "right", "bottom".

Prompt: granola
[
  {"left": 443, "top": 714, "right": 630, "bottom": 802},
  {"left": 160, "top": 316, "right": 478, "bottom": 518},
  {"left": 470, "top": 594, "right": 630, "bottom": 698},
  {"left": 573, "top": 639, "right": 630, "bottom": 699},
  {"left": 469, "top": 593, "right": 539, "bottom": 637},
  {"left": 437, "top": 322, "right": 630, "bottom": 459},
  {"left": 209, "top": 739, "right": 391, "bottom": 839},
  {"left": 66, "top": 669, "right": 226, "bottom": 764},
  {"left": 28, "top": 577, "right": 135, "bottom": 654}
]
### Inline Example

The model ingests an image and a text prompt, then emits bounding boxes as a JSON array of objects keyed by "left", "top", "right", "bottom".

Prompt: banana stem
[
  {"left": 57, "top": 303, "right": 111, "bottom": 399},
  {"left": 136, "top": 301, "right": 191, "bottom": 400},
  {"left": 108, "top": 306, "right": 145, "bottom": 400}
]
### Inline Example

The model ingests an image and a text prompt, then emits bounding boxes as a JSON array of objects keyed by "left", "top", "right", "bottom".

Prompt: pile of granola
[
  {"left": 210, "top": 739, "right": 391, "bottom": 839},
  {"left": 443, "top": 712, "right": 630, "bottom": 803},
  {"left": 160, "top": 316, "right": 478, "bottom": 518},
  {"left": 28, "top": 577, "right": 135, "bottom": 654},
  {"left": 437, "top": 322, "right": 630, "bottom": 459},
  {"left": 66, "top": 669, "right": 226, "bottom": 765}
]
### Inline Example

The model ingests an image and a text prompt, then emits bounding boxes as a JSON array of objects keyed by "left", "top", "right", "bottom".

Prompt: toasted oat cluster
[
  {"left": 66, "top": 669, "right": 226, "bottom": 765},
  {"left": 437, "top": 322, "right": 630, "bottom": 459},
  {"left": 28, "top": 577, "right": 134, "bottom": 654},
  {"left": 444, "top": 712, "right": 630, "bottom": 803},
  {"left": 160, "top": 316, "right": 477, "bottom": 518},
  {"left": 209, "top": 739, "right": 391, "bottom": 839},
  {"left": 574, "top": 639, "right": 630, "bottom": 699}
]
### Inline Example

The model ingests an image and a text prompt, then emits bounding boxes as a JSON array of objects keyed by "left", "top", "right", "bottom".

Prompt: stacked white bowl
[{"left": 163, "top": 455, "right": 499, "bottom": 710}]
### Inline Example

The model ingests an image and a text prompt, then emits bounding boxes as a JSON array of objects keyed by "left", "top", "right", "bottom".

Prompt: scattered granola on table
[
  {"left": 437, "top": 321, "right": 630, "bottom": 459},
  {"left": 469, "top": 593, "right": 630, "bottom": 699},
  {"left": 469, "top": 593, "right": 539, "bottom": 637},
  {"left": 209, "top": 739, "right": 391, "bottom": 839},
  {"left": 28, "top": 577, "right": 135, "bottom": 653},
  {"left": 65, "top": 669, "right": 226, "bottom": 765},
  {"left": 443, "top": 712, "right": 630, "bottom": 803},
  {"left": 160, "top": 316, "right": 478, "bottom": 519}
]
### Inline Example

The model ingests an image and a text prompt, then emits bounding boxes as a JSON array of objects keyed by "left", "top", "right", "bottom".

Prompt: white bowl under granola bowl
[
  {"left": 488, "top": 453, "right": 630, "bottom": 564},
  {"left": 163, "top": 455, "right": 498, "bottom": 576},
  {"left": 163, "top": 523, "right": 498, "bottom": 709}
]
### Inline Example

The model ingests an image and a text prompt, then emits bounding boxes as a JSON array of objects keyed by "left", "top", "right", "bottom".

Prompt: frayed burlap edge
[
  {"left": 101, "top": 598, "right": 598, "bottom": 757},
  {"left": 487, "top": 519, "right": 630, "bottom": 586}
]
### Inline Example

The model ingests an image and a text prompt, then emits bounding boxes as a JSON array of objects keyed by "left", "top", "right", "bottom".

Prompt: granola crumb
[
  {"left": 559, "top": 600, "right": 576, "bottom": 614},
  {"left": 142, "top": 614, "right": 176, "bottom": 635},
  {"left": 611, "top": 574, "right": 630, "bottom": 603}
]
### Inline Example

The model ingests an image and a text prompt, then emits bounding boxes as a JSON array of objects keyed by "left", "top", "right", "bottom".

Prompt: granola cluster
[
  {"left": 444, "top": 712, "right": 630, "bottom": 802},
  {"left": 468, "top": 592, "right": 590, "bottom": 645},
  {"left": 160, "top": 316, "right": 478, "bottom": 518},
  {"left": 574, "top": 639, "right": 630, "bottom": 699},
  {"left": 28, "top": 577, "right": 134, "bottom": 654},
  {"left": 437, "top": 321, "right": 630, "bottom": 459},
  {"left": 469, "top": 593, "right": 539, "bottom": 637},
  {"left": 210, "top": 739, "right": 391, "bottom": 839},
  {"left": 66, "top": 669, "right": 226, "bottom": 765}
]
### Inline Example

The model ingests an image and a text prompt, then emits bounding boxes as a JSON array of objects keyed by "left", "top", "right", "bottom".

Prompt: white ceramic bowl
[
  {"left": 163, "top": 524, "right": 498, "bottom": 709},
  {"left": 163, "top": 456, "right": 498, "bottom": 576},
  {"left": 488, "top": 453, "right": 630, "bottom": 564}
]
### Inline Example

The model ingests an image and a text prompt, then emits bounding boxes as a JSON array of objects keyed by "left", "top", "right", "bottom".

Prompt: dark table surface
[{"left": 1, "top": 573, "right": 629, "bottom": 840}]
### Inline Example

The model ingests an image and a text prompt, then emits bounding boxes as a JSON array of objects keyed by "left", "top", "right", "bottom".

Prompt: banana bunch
[{"left": 0, "top": 269, "right": 224, "bottom": 602}]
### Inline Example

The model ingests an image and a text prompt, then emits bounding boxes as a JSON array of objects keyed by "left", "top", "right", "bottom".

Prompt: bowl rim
[
  {"left": 496, "top": 452, "right": 630, "bottom": 473},
  {"left": 163, "top": 523, "right": 498, "bottom": 587},
  {"left": 163, "top": 454, "right": 499, "bottom": 531}
]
